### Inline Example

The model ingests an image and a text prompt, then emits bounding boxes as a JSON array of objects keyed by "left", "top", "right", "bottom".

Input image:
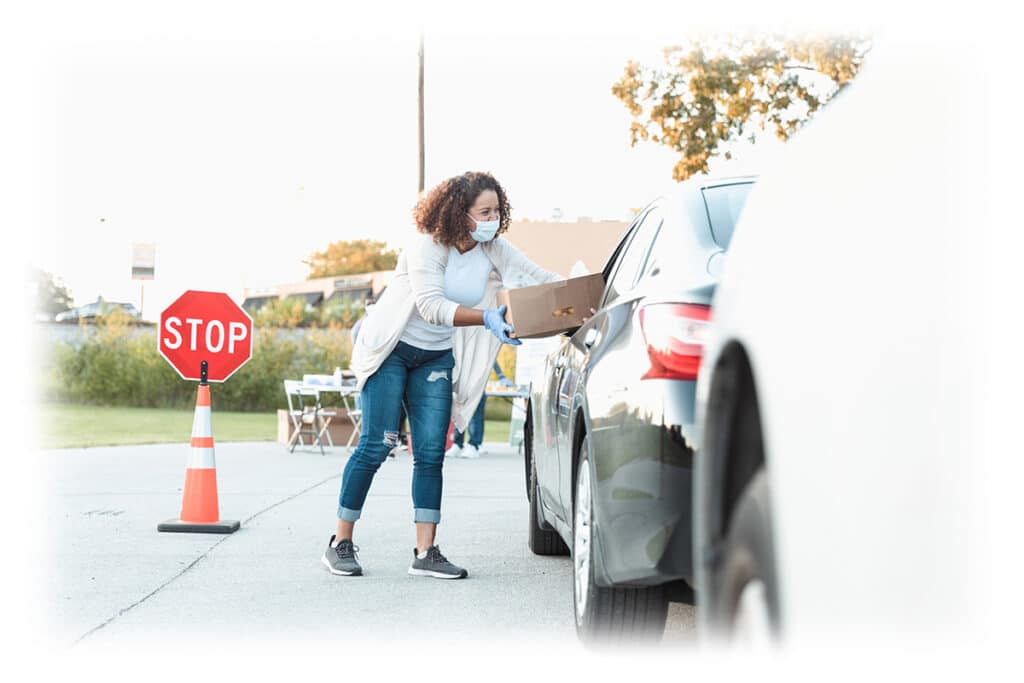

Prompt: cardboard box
[
  {"left": 496, "top": 273, "right": 605, "bottom": 339},
  {"left": 276, "top": 408, "right": 360, "bottom": 448}
]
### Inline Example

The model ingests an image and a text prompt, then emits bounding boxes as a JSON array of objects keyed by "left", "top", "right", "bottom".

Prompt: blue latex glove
[
  {"left": 499, "top": 377, "right": 515, "bottom": 388},
  {"left": 483, "top": 305, "right": 522, "bottom": 346}
]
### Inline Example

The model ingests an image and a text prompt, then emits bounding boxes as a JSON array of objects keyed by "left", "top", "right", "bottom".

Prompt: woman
[{"left": 322, "top": 171, "right": 562, "bottom": 579}]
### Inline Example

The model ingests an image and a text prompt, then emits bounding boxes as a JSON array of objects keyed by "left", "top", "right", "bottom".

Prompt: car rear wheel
[
  {"left": 705, "top": 468, "right": 779, "bottom": 645},
  {"left": 528, "top": 450, "right": 570, "bottom": 556},
  {"left": 573, "top": 434, "right": 668, "bottom": 642},
  {"left": 523, "top": 401, "right": 534, "bottom": 500}
]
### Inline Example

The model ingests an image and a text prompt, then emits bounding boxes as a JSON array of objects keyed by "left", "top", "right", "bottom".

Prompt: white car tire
[
  {"left": 528, "top": 453, "right": 570, "bottom": 556},
  {"left": 572, "top": 434, "right": 668, "bottom": 643}
]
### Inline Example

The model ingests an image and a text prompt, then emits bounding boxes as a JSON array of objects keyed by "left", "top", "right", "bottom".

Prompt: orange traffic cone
[{"left": 158, "top": 382, "right": 240, "bottom": 534}]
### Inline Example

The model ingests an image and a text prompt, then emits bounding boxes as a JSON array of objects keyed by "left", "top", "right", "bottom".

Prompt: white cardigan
[{"left": 350, "top": 231, "right": 563, "bottom": 431}]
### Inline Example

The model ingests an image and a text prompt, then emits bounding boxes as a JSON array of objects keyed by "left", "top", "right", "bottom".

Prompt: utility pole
[{"left": 417, "top": 29, "right": 425, "bottom": 195}]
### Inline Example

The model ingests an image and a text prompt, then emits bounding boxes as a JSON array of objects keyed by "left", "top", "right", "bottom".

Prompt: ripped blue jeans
[{"left": 338, "top": 342, "right": 454, "bottom": 524}]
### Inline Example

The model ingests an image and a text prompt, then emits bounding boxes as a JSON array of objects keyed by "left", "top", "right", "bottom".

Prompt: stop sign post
[
  {"left": 159, "top": 290, "right": 253, "bottom": 382},
  {"left": 157, "top": 290, "right": 250, "bottom": 536}
]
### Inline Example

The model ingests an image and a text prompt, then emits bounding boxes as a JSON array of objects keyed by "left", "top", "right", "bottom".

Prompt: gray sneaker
[
  {"left": 321, "top": 535, "right": 363, "bottom": 576},
  {"left": 408, "top": 545, "right": 468, "bottom": 579}
]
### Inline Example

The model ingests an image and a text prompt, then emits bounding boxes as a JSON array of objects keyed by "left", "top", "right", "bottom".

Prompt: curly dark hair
[{"left": 412, "top": 171, "right": 512, "bottom": 248}]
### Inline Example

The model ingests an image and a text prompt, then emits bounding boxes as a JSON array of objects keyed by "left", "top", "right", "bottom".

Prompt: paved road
[{"left": 41, "top": 441, "right": 695, "bottom": 649}]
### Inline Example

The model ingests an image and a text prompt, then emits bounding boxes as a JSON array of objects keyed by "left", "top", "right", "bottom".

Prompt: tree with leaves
[
  {"left": 306, "top": 239, "right": 398, "bottom": 278},
  {"left": 34, "top": 267, "right": 74, "bottom": 317},
  {"left": 612, "top": 33, "right": 872, "bottom": 181}
]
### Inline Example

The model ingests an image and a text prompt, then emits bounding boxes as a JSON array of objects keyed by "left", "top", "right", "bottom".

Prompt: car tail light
[{"left": 639, "top": 303, "right": 712, "bottom": 381}]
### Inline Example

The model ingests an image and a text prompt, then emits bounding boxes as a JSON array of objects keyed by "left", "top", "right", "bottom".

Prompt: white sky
[{"left": 28, "top": 5, "right": 824, "bottom": 320}]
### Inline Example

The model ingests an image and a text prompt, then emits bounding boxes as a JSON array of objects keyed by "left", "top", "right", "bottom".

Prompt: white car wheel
[{"left": 572, "top": 434, "right": 668, "bottom": 643}]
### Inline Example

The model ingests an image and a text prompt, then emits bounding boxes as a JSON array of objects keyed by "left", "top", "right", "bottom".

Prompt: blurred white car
[
  {"left": 692, "top": 44, "right": 987, "bottom": 647},
  {"left": 54, "top": 297, "right": 140, "bottom": 323}
]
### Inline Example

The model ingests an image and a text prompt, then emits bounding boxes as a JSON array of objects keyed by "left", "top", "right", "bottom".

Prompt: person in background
[{"left": 446, "top": 360, "right": 514, "bottom": 459}]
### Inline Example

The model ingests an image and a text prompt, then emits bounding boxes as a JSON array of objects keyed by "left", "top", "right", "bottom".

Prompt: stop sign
[{"left": 158, "top": 290, "right": 254, "bottom": 382}]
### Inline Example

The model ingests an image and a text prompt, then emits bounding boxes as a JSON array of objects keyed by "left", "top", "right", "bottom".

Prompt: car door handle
[{"left": 583, "top": 328, "right": 601, "bottom": 349}]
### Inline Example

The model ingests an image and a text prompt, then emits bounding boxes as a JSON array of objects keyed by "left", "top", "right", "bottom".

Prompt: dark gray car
[{"left": 524, "top": 174, "right": 756, "bottom": 641}]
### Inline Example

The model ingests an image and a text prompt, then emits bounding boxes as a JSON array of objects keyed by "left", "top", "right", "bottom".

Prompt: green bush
[
  {"left": 253, "top": 298, "right": 313, "bottom": 328},
  {"left": 42, "top": 314, "right": 525, "bottom": 416},
  {"left": 43, "top": 319, "right": 352, "bottom": 412},
  {"left": 250, "top": 296, "right": 366, "bottom": 328},
  {"left": 317, "top": 297, "right": 365, "bottom": 327}
]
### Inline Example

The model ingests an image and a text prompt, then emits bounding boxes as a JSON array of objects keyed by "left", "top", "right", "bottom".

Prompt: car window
[
  {"left": 702, "top": 182, "right": 754, "bottom": 249},
  {"left": 603, "top": 206, "right": 664, "bottom": 304},
  {"left": 601, "top": 210, "right": 647, "bottom": 284},
  {"left": 640, "top": 217, "right": 674, "bottom": 283}
]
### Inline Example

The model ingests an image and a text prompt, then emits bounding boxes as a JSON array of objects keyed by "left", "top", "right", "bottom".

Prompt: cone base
[{"left": 158, "top": 519, "right": 240, "bottom": 534}]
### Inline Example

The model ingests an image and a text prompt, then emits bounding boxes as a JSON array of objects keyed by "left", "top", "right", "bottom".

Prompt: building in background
[
  {"left": 503, "top": 218, "right": 629, "bottom": 276},
  {"left": 242, "top": 218, "right": 628, "bottom": 316},
  {"left": 242, "top": 270, "right": 395, "bottom": 315}
]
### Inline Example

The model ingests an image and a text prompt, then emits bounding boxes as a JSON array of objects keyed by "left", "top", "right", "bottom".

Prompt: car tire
[
  {"left": 528, "top": 451, "right": 570, "bottom": 556},
  {"left": 705, "top": 468, "right": 779, "bottom": 644},
  {"left": 573, "top": 434, "right": 668, "bottom": 642},
  {"left": 523, "top": 401, "right": 534, "bottom": 501}
]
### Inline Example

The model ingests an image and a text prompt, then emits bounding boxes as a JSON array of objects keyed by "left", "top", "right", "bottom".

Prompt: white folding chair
[
  {"left": 345, "top": 403, "right": 362, "bottom": 450},
  {"left": 283, "top": 380, "right": 328, "bottom": 455},
  {"left": 316, "top": 402, "right": 337, "bottom": 448},
  {"left": 339, "top": 380, "right": 362, "bottom": 450}
]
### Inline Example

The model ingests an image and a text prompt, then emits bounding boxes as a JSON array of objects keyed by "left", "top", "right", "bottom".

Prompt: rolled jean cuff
[
  {"left": 338, "top": 507, "right": 362, "bottom": 522},
  {"left": 414, "top": 508, "right": 441, "bottom": 524}
]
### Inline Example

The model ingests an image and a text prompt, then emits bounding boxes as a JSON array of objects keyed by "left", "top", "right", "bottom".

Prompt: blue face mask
[{"left": 468, "top": 214, "right": 500, "bottom": 242}]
